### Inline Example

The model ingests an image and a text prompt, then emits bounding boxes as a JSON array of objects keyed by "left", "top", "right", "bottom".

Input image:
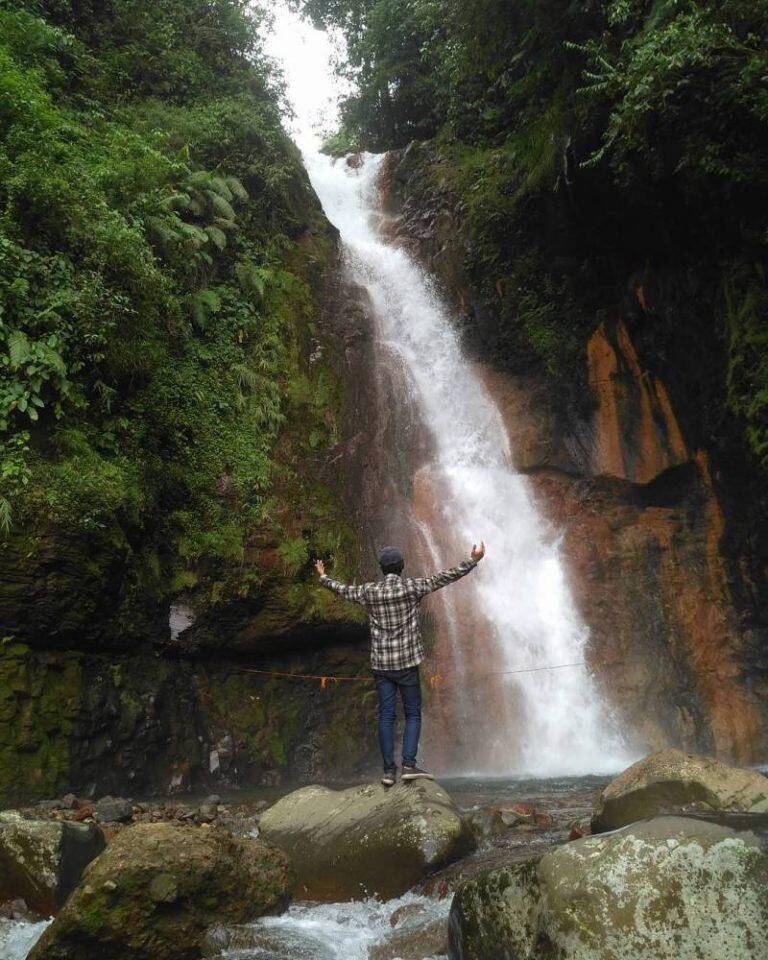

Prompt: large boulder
[
  {"left": 449, "top": 816, "right": 768, "bottom": 960},
  {"left": 592, "top": 747, "right": 768, "bottom": 833},
  {"left": 0, "top": 811, "right": 105, "bottom": 915},
  {"left": 28, "top": 822, "right": 293, "bottom": 960},
  {"left": 259, "top": 780, "right": 476, "bottom": 900}
]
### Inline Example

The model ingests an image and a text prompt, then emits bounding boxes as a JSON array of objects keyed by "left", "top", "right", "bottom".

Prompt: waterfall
[
  {"left": 267, "top": 6, "right": 632, "bottom": 776},
  {"left": 304, "top": 150, "right": 631, "bottom": 776}
]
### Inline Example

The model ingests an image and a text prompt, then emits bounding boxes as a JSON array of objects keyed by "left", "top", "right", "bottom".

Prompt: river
[{"left": 5, "top": 774, "right": 609, "bottom": 960}]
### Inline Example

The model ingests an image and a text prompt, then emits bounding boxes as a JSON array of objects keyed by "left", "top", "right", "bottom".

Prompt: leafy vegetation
[
  {"left": 0, "top": 1, "right": 346, "bottom": 620},
  {"left": 300, "top": 0, "right": 768, "bottom": 470}
]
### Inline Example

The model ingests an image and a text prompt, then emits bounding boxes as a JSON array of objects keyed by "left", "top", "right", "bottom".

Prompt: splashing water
[
  {"left": 303, "top": 150, "right": 632, "bottom": 776},
  {"left": 206, "top": 893, "right": 450, "bottom": 960},
  {"left": 0, "top": 918, "right": 51, "bottom": 960}
]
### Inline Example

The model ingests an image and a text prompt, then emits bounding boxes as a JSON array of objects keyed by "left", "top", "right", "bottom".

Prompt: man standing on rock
[{"left": 315, "top": 542, "right": 485, "bottom": 786}]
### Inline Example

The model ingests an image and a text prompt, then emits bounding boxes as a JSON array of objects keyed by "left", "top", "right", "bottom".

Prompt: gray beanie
[{"left": 378, "top": 546, "right": 404, "bottom": 568}]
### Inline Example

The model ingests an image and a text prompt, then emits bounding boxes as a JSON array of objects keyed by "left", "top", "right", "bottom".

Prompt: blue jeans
[{"left": 373, "top": 667, "right": 422, "bottom": 770}]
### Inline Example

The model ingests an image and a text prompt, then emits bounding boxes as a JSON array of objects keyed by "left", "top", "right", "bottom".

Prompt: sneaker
[
  {"left": 401, "top": 765, "right": 434, "bottom": 781},
  {"left": 381, "top": 767, "right": 397, "bottom": 787}
]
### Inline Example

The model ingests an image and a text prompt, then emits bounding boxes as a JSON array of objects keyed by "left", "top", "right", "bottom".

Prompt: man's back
[{"left": 319, "top": 559, "right": 478, "bottom": 671}]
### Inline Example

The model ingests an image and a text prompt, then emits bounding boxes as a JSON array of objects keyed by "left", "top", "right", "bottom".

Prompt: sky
[{"left": 261, "top": 3, "right": 347, "bottom": 150}]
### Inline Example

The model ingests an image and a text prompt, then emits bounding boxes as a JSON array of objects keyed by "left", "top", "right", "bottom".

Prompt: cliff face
[
  {"left": 0, "top": 202, "right": 383, "bottom": 805},
  {"left": 381, "top": 146, "right": 768, "bottom": 764},
  {"left": 0, "top": 253, "right": 384, "bottom": 805},
  {"left": 0, "top": 1, "right": 397, "bottom": 804}
]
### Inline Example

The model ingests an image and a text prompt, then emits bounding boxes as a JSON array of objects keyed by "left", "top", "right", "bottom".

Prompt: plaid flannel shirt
[{"left": 319, "top": 558, "right": 478, "bottom": 671}]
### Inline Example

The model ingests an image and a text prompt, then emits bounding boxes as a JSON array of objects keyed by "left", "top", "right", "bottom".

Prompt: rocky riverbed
[
  {"left": 3, "top": 750, "right": 767, "bottom": 960},
  {"left": 0, "top": 773, "right": 604, "bottom": 960}
]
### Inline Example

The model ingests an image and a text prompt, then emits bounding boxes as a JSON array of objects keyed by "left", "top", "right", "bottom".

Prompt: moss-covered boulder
[
  {"left": 592, "top": 748, "right": 768, "bottom": 833},
  {"left": 28, "top": 822, "right": 293, "bottom": 960},
  {"left": 449, "top": 816, "right": 768, "bottom": 960},
  {"left": 0, "top": 811, "right": 105, "bottom": 915},
  {"left": 258, "top": 779, "right": 476, "bottom": 900}
]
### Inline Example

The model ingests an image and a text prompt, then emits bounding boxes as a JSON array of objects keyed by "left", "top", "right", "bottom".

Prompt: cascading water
[
  {"left": 261, "top": 2, "right": 636, "bottom": 776},
  {"left": 303, "top": 149, "right": 631, "bottom": 775}
]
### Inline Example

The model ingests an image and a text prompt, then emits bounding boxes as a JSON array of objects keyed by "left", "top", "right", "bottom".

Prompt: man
[{"left": 314, "top": 541, "right": 486, "bottom": 786}]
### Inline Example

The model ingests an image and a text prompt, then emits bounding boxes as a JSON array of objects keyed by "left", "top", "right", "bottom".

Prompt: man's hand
[
  {"left": 314, "top": 558, "right": 325, "bottom": 577},
  {"left": 471, "top": 541, "right": 485, "bottom": 562}
]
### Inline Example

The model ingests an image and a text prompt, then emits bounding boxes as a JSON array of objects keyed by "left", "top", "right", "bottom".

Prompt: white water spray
[
  {"left": 269, "top": 9, "right": 632, "bottom": 777},
  {"left": 304, "top": 150, "right": 630, "bottom": 775}
]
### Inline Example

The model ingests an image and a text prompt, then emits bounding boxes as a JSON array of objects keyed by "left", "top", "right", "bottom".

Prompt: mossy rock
[
  {"left": 0, "top": 647, "right": 83, "bottom": 805},
  {"left": 29, "top": 822, "right": 293, "bottom": 960},
  {"left": 592, "top": 748, "right": 768, "bottom": 834},
  {"left": 259, "top": 779, "right": 476, "bottom": 900},
  {"left": 449, "top": 816, "right": 768, "bottom": 960},
  {"left": 0, "top": 522, "right": 164, "bottom": 653},
  {"left": 0, "top": 812, "right": 105, "bottom": 915}
]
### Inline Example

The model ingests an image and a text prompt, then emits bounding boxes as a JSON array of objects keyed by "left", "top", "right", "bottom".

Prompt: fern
[
  {"left": 0, "top": 497, "right": 11, "bottom": 535},
  {"left": 8, "top": 330, "right": 30, "bottom": 369},
  {"left": 225, "top": 176, "right": 249, "bottom": 202},
  {"left": 205, "top": 191, "right": 236, "bottom": 221},
  {"left": 189, "top": 288, "right": 222, "bottom": 330},
  {"left": 235, "top": 261, "right": 268, "bottom": 299},
  {"left": 205, "top": 176, "right": 234, "bottom": 202},
  {"left": 205, "top": 225, "right": 227, "bottom": 251}
]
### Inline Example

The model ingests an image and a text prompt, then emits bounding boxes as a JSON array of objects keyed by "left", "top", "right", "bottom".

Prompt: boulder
[
  {"left": 259, "top": 780, "right": 476, "bottom": 900},
  {"left": 94, "top": 797, "right": 133, "bottom": 824},
  {"left": 28, "top": 822, "right": 293, "bottom": 960},
  {"left": 592, "top": 747, "right": 768, "bottom": 833},
  {"left": 0, "top": 811, "right": 105, "bottom": 915},
  {"left": 197, "top": 803, "right": 218, "bottom": 823},
  {"left": 449, "top": 816, "right": 768, "bottom": 960}
]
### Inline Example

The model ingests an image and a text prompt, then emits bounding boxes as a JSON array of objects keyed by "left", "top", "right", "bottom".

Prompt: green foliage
[
  {"left": 0, "top": 0, "right": 343, "bottom": 608},
  {"left": 297, "top": 0, "right": 591, "bottom": 148},
  {"left": 320, "top": 124, "right": 363, "bottom": 156},
  {"left": 572, "top": 0, "right": 768, "bottom": 184},
  {"left": 306, "top": 0, "right": 768, "bottom": 470},
  {"left": 723, "top": 271, "right": 768, "bottom": 466}
]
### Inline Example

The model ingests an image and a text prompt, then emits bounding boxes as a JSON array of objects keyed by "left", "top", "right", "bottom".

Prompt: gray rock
[
  {"left": 0, "top": 811, "right": 105, "bottom": 914},
  {"left": 59, "top": 795, "right": 79, "bottom": 811},
  {"left": 203, "top": 795, "right": 221, "bottom": 805},
  {"left": 592, "top": 747, "right": 768, "bottom": 833},
  {"left": 259, "top": 779, "right": 476, "bottom": 900},
  {"left": 94, "top": 797, "right": 133, "bottom": 823},
  {"left": 198, "top": 803, "right": 218, "bottom": 823},
  {"left": 0, "top": 897, "right": 35, "bottom": 921},
  {"left": 28, "top": 822, "right": 293, "bottom": 960},
  {"left": 449, "top": 816, "right": 768, "bottom": 960}
]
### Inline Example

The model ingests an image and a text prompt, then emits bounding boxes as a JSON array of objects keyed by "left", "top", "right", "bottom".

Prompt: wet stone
[
  {"left": 198, "top": 803, "right": 218, "bottom": 823},
  {"left": 94, "top": 797, "right": 133, "bottom": 823},
  {"left": 449, "top": 816, "right": 768, "bottom": 960},
  {"left": 259, "top": 780, "right": 475, "bottom": 901}
]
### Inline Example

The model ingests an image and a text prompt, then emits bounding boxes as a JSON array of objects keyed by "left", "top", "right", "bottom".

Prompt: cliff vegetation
[
  {"left": 0, "top": 0, "right": 371, "bottom": 802},
  {"left": 302, "top": 0, "right": 768, "bottom": 482}
]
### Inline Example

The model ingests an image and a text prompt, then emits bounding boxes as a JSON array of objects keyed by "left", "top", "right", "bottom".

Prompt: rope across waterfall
[{"left": 236, "top": 661, "right": 588, "bottom": 690}]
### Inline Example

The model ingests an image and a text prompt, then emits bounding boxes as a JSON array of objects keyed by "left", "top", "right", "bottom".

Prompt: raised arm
[
  {"left": 314, "top": 558, "right": 368, "bottom": 605},
  {"left": 410, "top": 541, "right": 485, "bottom": 599}
]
